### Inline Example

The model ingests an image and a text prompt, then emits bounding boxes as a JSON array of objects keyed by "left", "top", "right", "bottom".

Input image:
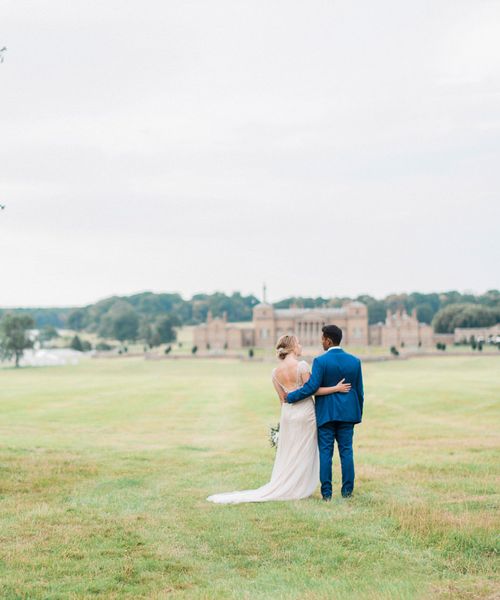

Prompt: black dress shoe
[
  {"left": 322, "top": 496, "right": 332, "bottom": 502},
  {"left": 342, "top": 492, "right": 353, "bottom": 499}
]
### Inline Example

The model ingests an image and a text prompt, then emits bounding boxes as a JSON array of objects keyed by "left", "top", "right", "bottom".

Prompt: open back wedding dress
[{"left": 207, "top": 361, "right": 319, "bottom": 504}]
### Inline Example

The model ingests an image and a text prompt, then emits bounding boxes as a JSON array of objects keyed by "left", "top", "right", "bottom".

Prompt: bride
[{"left": 207, "top": 334, "right": 351, "bottom": 504}]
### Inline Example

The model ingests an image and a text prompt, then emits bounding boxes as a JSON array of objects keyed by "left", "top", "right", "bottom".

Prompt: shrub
[
  {"left": 390, "top": 346, "right": 399, "bottom": 356},
  {"left": 249, "top": 348, "right": 254, "bottom": 358},
  {"left": 192, "top": 345, "right": 198, "bottom": 355},
  {"left": 165, "top": 345, "right": 172, "bottom": 354},
  {"left": 96, "top": 342, "right": 113, "bottom": 351}
]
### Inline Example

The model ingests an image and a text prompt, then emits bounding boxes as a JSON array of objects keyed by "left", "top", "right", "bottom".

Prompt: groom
[{"left": 285, "top": 325, "right": 364, "bottom": 500}]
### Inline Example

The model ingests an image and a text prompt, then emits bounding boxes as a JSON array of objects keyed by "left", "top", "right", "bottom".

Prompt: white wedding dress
[{"left": 207, "top": 361, "right": 319, "bottom": 504}]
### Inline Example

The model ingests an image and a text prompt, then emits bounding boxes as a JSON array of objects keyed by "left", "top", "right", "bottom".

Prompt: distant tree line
[
  {"left": 0, "top": 306, "right": 72, "bottom": 329},
  {"left": 274, "top": 290, "right": 500, "bottom": 331},
  {"left": 62, "top": 292, "right": 260, "bottom": 344},
  {"left": 0, "top": 290, "right": 498, "bottom": 343}
]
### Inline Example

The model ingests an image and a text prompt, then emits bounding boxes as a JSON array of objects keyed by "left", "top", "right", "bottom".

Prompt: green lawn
[{"left": 0, "top": 356, "right": 498, "bottom": 599}]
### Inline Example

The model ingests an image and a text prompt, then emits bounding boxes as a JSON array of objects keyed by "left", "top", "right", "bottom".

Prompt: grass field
[{"left": 0, "top": 356, "right": 499, "bottom": 599}]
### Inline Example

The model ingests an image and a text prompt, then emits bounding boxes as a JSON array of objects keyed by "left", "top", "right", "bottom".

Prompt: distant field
[
  {"left": 36, "top": 324, "right": 499, "bottom": 360},
  {"left": 0, "top": 356, "right": 498, "bottom": 599}
]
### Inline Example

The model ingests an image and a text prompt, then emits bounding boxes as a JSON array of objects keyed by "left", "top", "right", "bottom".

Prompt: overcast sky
[{"left": 1, "top": 0, "right": 499, "bottom": 307}]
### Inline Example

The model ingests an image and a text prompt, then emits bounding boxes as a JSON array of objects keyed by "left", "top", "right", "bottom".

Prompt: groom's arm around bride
[{"left": 286, "top": 356, "right": 326, "bottom": 403}]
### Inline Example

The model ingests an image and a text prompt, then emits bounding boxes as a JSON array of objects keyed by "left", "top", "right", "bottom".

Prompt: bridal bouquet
[{"left": 269, "top": 423, "right": 280, "bottom": 449}]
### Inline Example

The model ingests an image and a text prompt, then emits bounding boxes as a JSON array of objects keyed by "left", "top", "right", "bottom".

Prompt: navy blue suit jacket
[{"left": 286, "top": 348, "right": 364, "bottom": 426}]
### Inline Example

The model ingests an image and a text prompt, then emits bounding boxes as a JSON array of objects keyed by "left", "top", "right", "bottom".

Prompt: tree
[
  {"left": 0, "top": 314, "right": 35, "bottom": 367},
  {"left": 39, "top": 325, "right": 59, "bottom": 343},
  {"left": 356, "top": 296, "right": 386, "bottom": 324},
  {"left": 112, "top": 311, "right": 139, "bottom": 342},
  {"left": 156, "top": 315, "right": 180, "bottom": 344},
  {"left": 67, "top": 309, "right": 88, "bottom": 331},
  {"left": 478, "top": 289, "right": 500, "bottom": 308},
  {"left": 408, "top": 292, "right": 441, "bottom": 316},
  {"left": 367, "top": 300, "right": 387, "bottom": 325},
  {"left": 139, "top": 321, "right": 161, "bottom": 349},
  {"left": 432, "top": 304, "right": 471, "bottom": 333},
  {"left": 139, "top": 319, "right": 152, "bottom": 343},
  {"left": 416, "top": 303, "right": 434, "bottom": 324},
  {"left": 81, "top": 340, "right": 92, "bottom": 352},
  {"left": 97, "top": 300, "right": 138, "bottom": 340},
  {"left": 190, "top": 291, "right": 259, "bottom": 323},
  {"left": 433, "top": 303, "right": 499, "bottom": 333},
  {"left": 451, "top": 305, "right": 499, "bottom": 329},
  {"left": 70, "top": 335, "right": 84, "bottom": 351}
]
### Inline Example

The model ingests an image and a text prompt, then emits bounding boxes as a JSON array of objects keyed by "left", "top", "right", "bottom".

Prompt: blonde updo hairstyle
[{"left": 275, "top": 334, "right": 299, "bottom": 360}]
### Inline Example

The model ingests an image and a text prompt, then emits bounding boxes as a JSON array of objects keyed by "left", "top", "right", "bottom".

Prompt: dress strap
[{"left": 272, "top": 369, "right": 289, "bottom": 393}]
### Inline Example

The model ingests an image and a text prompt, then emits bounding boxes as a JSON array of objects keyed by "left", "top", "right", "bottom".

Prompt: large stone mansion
[{"left": 193, "top": 300, "right": 434, "bottom": 350}]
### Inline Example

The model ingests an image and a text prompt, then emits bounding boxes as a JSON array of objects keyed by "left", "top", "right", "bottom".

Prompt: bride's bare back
[
  {"left": 273, "top": 357, "right": 306, "bottom": 391},
  {"left": 272, "top": 354, "right": 351, "bottom": 404}
]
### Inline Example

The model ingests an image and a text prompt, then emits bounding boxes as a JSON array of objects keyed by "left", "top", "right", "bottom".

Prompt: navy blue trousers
[{"left": 318, "top": 421, "right": 355, "bottom": 497}]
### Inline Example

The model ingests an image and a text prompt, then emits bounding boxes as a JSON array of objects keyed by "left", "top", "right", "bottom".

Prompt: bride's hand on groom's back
[{"left": 336, "top": 379, "right": 351, "bottom": 393}]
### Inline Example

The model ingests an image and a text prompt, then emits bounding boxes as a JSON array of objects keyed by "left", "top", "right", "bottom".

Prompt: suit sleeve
[
  {"left": 356, "top": 361, "right": 364, "bottom": 416},
  {"left": 286, "top": 357, "right": 324, "bottom": 403}
]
